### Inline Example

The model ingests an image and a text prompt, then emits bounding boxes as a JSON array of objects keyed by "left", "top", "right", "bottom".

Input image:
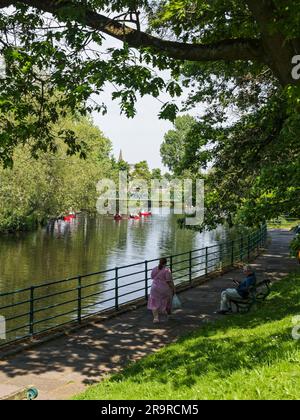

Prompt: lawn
[{"left": 75, "top": 273, "right": 300, "bottom": 400}]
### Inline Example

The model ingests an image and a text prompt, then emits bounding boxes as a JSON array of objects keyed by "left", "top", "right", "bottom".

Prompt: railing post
[
  {"left": 231, "top": 241, "right": 234, "bottom": 266},
  {"left": 189, "top": 251, "right": 192, "bottom": 284},
  {"left": 261, "top": 225, "right": 265, "bottom": 247},
  {"left": 205, "top": 247, "right": 208, "bottom": 275},
  {"left": 29, "top": 286, "right": 34, "bottom": 336},
  {"left": 115, "top": 267, "right": 119, "bottom": 310},
  {"left": 170, "top": 256, "right": 173, "bottom": 273},
  {"left": 263, "top": 224, "right": 267, "bottom": 245},
  {"left": 240, "top": 237, "right": 244, "bottom": 261},
  {"left": 145, "top": 261, "right": 148, "bottom": 301},
  {"left": 77, "top": 276, "right": 82, "bottom": 324}
]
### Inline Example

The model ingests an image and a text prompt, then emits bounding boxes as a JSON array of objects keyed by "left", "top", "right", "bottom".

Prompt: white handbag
[{"left": 172, "top": 294, "right": 182, "bottom": 310}]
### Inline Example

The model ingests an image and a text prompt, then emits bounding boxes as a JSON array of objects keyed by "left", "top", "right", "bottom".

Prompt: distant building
[{"left": 118, "top": 149, "right": 124, "bottom": 162}]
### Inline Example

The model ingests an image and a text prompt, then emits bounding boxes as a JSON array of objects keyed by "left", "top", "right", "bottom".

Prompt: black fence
[{"left": 0, "top": 225, "right": 267, "bottom": 348}]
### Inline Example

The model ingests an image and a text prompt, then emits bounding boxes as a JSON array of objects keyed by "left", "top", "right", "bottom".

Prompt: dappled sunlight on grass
[{"left": 75, "top": 273, "right": 300, "bottom": 400}]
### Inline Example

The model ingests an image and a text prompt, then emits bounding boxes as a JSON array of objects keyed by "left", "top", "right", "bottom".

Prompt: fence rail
[{"left": 0, "top": 225, "right": 267, "bottom": 348}]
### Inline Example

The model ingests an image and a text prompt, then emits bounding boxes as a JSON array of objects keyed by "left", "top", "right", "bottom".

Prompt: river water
[
  {"left": 0, "top": 211, "right": 226, "bottom": 293},
  {"left": 0, "top": 211, "right": 227, "bottom": 344}
]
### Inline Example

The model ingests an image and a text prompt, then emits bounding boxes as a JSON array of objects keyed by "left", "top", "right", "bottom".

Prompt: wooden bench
[{"left": 229, "top": 279, "right": 271, "bottom": 313}]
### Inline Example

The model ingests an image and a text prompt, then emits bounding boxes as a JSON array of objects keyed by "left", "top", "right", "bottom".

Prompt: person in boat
[
  {"left": 148, "top": 258, "right": 175, "bottom": 323},
  {"left": 129, "top": 212, "right": 139, "bottom": 218},
  {"left": 217, "top": 265, "right": 256, "bottom": 315}
]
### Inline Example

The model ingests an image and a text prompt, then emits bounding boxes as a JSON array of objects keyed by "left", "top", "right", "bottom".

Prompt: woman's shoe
[{"left": 153, "top": 318, "right": 160, "bottom": 324}]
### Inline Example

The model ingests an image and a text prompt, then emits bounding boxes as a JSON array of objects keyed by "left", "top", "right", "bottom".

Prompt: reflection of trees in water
[
  {"left": 0, "top": 213, "right": 129, "bottom": 342},
  {"left": 0, "top": 213, "right": 226, "bottom": 344},
  {"left": 0, "top": 214, "right": 128, "bottom": 292}
]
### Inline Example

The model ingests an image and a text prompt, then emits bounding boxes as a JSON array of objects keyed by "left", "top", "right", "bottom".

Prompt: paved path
[{"left": 0, "top": 229, "right": 299, "bottom": 400}]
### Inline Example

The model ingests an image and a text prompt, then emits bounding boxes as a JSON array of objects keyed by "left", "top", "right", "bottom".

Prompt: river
[
  {"left": 0, "top": 210, "right": 226, "bottom": 293},
  {"left": 0, "top": 211, "right": 227, "bottom": 344}
]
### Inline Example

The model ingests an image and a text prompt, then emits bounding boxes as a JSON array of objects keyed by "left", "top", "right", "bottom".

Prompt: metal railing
[{"left": 0, "top": 225, "right": 267, "bottom": 348}]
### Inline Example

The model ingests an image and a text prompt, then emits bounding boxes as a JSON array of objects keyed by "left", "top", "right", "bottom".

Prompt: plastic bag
[{"left": 172, "top": 294, "right": 182, "bottom": 310}]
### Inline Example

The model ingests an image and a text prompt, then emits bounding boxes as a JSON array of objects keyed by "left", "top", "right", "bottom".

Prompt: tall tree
[
  {"left": 0, "top": 1, "right": 299, "bottom": 166},
  {"left": 0, "top": 115, "right": 113, "bottom": 231},
  {"left": 161, "top": 97, "right": 300, "bottom": 229},
  {"left": 131, "top": 160, "right": 151, "bottom": 180},
  {"left": 161, "top": 115, "right": 197, "bottom": 175}
]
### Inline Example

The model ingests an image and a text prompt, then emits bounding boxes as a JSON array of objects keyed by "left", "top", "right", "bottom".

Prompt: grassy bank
[
  {"left": 75, "top": 273, "right": 300, "bottom": 400},
  {"left": 268, "top": 217, "right": 300, "bottom": 230}
]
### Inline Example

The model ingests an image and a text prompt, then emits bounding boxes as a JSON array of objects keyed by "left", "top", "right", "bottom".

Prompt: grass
[{"left": 75, "top": 273, "right": 300, "bottom": 400}]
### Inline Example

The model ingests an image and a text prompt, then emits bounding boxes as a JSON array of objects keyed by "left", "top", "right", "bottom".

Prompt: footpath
[{"left": 0, "top": 229, "right": 298, "bottom": 400}]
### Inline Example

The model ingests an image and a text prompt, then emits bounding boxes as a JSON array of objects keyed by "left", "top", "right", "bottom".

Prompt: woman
[{"left": 148, "top": 258, "right": 175, "bottom": 323}]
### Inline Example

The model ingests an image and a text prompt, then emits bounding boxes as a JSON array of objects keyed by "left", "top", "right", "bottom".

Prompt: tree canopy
[
  {"left": 0, "top": 1, "right": 299, "bottom": 229},
  {"left": 0, "top": 115, "right": 113, "bottom": 231},
  {"left": 0, "top": 0, "right": 299, "bottom": 167},
  {"left": 162, "top": 99, "right": 300, "bottom": 230}
]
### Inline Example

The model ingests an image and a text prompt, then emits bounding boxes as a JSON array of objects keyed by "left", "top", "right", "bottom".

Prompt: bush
[{"left": 290, "top": 235, "right": 300, "bottom": 258}]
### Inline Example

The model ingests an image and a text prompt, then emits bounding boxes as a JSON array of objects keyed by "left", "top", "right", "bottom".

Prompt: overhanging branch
[{"left": 1, "top": 0, "right": 265, "bottom": 63}]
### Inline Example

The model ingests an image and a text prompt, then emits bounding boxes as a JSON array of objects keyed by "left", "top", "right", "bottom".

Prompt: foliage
[
  {"left": 268, "top": 217, "right": 300, "bottom": 230},
  {"left": 290, "top": 235, "right": 300, "bottom": 258},
  {"left": 151, "top": 168, "right": 162, "bottom": 180},
  {"left": 160, "top": 115, "right": 196, "bottom": 175},
  {"left": 0, "top": 1, "right": 299, "bottom": 228},
  {"left": 0, "top": 0, "right": 299, "bottom": 166},
  {"left": 161, "top": 91, "right": 300, "bottom": 230},
  {"left": 0, "top": 116, "right": 113, "bottom": 231},
  {"left": 75, "top": 273, "right": 300, "bottom": 400},
  {"left": 130, "top": 160, "right": 152, "bottom": 181}
]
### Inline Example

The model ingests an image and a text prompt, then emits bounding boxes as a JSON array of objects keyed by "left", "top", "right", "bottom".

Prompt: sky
[
  {"left": 92, "top": 88, "right": 175, "bottom": 171},
  {"left": 2, "top": 6, "right": 200, "bottom": 172},
  {"left": 90, "top": 35, "right": 201, "bottom": 172}
]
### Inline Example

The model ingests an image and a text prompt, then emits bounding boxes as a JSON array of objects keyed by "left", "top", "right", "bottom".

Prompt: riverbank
[{"left": 0, "top": 229, "right": 298, "bottom": 399}]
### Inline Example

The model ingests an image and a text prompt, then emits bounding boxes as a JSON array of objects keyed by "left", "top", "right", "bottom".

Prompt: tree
[
  {"left": 151, "top": 168, "right": 162, "bottom": 180},
  {"left": 0, "top": 115, "right": 113, "bottom": 231},
  {"left": 117, "top": 159, "right": 131, "bottom": 173},
  {"left": 1, "top": 1, "right": 299, "bottom": 85},
  {"left": 0, "top": 1, "right": 299, "bottom": 166},
  {"left": 131, "top": 160, "right": 151, "bottom": 180},
  {"left": 161, "top": 94, "right": 300, "bottom": 230},
  {"left": 160, "top": 115, "right": 197, "bottom": 175}
]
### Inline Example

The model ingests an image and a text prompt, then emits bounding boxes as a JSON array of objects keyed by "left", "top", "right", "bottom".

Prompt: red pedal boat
[
  {"left": 64, "top": 213, "right": 76, "bottom": 222},
  {"left": 139, "top": 211, "right": 152, "bottom": 217},
  {"left": 129, "top": 215, "right": 140, "bottom": 220}
]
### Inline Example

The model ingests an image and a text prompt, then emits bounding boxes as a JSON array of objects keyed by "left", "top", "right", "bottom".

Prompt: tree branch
[
  {"left": 1, "top": 0, "right": 265, "bottom": 63},
  {"left": 245, "top": 0, "right": 297, "bottom": 85}
]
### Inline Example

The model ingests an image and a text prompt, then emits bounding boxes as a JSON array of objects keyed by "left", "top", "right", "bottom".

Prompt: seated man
[{"left": 217, "top": 265, "right": 256, "bottom": 315}]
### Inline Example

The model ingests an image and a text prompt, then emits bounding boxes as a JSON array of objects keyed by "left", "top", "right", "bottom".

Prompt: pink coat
[{"left": 147, "top": 266, "right": 173, "bottom": 313}]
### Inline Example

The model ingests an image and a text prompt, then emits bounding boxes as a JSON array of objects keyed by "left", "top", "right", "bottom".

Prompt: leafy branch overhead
[
  {"left": 0, "top": 0, "right": 299, "bottom": 166},
  {"left": 0, "top": 1, "right": 299, "bottom": 230}
]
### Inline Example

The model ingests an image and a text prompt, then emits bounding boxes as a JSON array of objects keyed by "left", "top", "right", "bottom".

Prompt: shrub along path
[{"left": 0, "top": 229, "right": 298, "bottom": 400}]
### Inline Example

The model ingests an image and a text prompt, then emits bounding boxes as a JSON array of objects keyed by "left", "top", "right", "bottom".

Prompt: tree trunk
[{"left": 246, "top": 0, "right": 299, "bottom": 87}]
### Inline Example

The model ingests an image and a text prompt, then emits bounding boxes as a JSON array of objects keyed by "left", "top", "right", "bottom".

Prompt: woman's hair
[{"left": 158, "top": 258, "right": 167, "bottom": 270}]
